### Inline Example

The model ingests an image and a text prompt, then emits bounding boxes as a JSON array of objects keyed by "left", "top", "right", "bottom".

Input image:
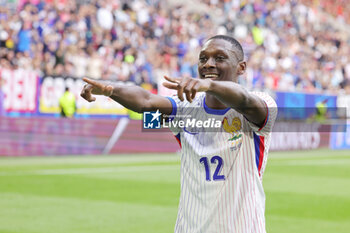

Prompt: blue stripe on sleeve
[
  {"left": 166, "top": 97, "right": 177, "bottom": 120},
  {"left": 253, "top": 132, "right": 261, "bottom": 170}
]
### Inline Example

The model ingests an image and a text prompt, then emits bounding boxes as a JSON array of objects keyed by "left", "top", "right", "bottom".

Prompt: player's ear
[{"left": 236, "top": 61, "right": 246, "bottom": 75}]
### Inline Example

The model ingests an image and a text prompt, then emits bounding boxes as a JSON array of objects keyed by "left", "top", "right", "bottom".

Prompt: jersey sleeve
[{"left": 246, "top": 91, "right": 277, "bottom": 136}]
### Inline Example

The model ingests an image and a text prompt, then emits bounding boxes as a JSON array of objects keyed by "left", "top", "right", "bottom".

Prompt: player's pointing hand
[
  {"left": 80, "top": 77, "right": 114, "bottom": 102},
  {"left": 163, "top": 75, "right": 211, "bottom": 103}
]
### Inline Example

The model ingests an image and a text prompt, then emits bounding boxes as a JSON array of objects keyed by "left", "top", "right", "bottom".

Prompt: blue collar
[{"left": 203, "top": 96, "right": 231, "bottom": 115}]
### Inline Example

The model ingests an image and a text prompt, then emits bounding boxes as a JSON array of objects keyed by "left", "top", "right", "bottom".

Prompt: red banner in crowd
[{"left": 0, "top": 68, "right": 38, "bottom": 112}]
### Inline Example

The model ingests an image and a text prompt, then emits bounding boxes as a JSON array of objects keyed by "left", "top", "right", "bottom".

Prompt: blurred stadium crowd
[{"left": 0, "top": 0, "right": 349, "bottom": 94}]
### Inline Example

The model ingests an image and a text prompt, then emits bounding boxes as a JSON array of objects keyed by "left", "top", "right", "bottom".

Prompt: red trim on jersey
[
  {"left": 258, "top": 100, "right": 269, "bottom": 132},
  {"left": 258, "top": 136, "right": 265, "bottom": 176},
  {"left": 174, "top": 133, "right": 181, "bottom": 148}
]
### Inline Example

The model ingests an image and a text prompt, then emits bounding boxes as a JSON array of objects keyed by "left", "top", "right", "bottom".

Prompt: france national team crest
[
  {"left": 222, "top": 117, "right": 243, "bottom": 151},
  {"left": 143, "top": 110, "right": 162, "bottom": 129}
]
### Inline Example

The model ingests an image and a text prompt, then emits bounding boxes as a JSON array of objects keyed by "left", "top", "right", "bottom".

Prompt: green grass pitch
[{"left": 0, "top": 149, "right": 349, "bottom": 233}]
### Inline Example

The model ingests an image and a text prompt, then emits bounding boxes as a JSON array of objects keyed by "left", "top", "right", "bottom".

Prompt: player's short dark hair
[{"left": 208, "top": 35, "right": 244, "bottom": 61}]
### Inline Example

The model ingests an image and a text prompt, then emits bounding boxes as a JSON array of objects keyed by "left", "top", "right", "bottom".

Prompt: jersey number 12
[{"left": 200, "top": 156, "right": 225, "bottom": 181}]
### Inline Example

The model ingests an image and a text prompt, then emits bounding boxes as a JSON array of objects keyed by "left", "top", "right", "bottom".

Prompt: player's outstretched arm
[
  {"left": 81, "top": 78, "right": 172, "bottom": 114},
  {"left": 207, "top": 80, "right": 267, "bottom": 126},
  {"left": 163, "top": 76, "right": 267, "bottom": 127}
]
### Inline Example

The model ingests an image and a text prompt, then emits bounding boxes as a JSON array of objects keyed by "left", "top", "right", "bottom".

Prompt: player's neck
[{"left": 205, "top": 93, "right": 228, "bottom": 109}]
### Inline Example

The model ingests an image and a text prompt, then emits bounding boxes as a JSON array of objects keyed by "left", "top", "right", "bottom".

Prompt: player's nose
[{"left": 203, "top": 57, "right": 216, "bottom": 68}]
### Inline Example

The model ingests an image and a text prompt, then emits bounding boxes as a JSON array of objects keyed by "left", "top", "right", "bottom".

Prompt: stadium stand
[{"left": 0, "top": 0, "right": 349, "bottom": 94}]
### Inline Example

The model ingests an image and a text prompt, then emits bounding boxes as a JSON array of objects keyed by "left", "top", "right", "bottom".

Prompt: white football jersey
[{"left": 166, "top": 92, "right": 277, "bottom": 233}]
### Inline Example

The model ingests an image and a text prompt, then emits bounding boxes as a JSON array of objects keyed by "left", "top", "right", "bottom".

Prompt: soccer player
[{"left": 81, "top": 35, "right": 277, "bottom": 233}]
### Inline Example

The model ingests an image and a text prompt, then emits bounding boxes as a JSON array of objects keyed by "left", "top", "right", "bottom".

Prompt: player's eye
[
  {"left": 215, "top": 56, "right": 225, "bottom": 62},
  {"left": 199, "top": 56, "right": 207, "bottom": 63}
]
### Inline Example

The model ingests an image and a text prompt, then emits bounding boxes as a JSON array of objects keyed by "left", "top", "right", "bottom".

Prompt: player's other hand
[
  {"left": 80, "top": 77, "right": 114, "bottom": 102},
  {"left": 163, "top": 76, "right": 211, "bottom": 102}
]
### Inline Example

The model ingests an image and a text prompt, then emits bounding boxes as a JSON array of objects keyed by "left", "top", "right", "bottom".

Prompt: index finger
[
  {"left": 80, "top": 84, "right": 96, "bottom": 102},
  {"left": 83, "top": 77, "right": 104, "bottom": 88},
  {"left": 164, "top": 75, "right": 181, "bottom": 84}
]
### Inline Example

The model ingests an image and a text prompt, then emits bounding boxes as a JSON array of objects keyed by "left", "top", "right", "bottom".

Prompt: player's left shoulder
[
  {"left": 245, "top": 91, "right": 278, "bottom": 135},
  {"left": 249, "top": 91, "right": 277, "bottom": 109}
]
